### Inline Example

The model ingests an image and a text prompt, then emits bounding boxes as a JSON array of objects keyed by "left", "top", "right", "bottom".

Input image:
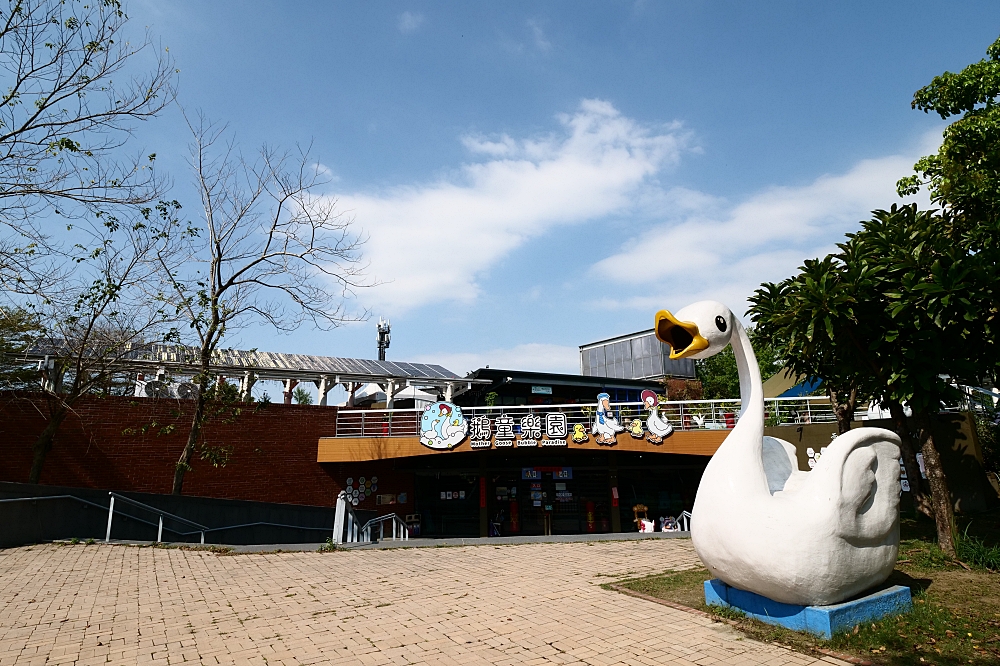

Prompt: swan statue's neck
[
  {"left": 712, "top": 318, "right": 768, "bottom": 493},
  {"left": 731, "top": 318, "right": 763, "bottom": 436}
]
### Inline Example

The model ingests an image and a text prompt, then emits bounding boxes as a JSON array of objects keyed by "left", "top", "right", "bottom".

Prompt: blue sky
[{"left": 128, "top": 1, "right": 998, "bottom": 385}]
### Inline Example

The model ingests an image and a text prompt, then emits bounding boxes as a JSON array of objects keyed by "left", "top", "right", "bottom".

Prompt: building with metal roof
[{"left": 579, "top": 329, "right": 696, "bottom": 381}]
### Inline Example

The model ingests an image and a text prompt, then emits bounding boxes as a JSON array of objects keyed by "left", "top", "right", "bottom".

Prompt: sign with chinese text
[{"left": 464, "top": 412, "right": 569, "bottom": 449}]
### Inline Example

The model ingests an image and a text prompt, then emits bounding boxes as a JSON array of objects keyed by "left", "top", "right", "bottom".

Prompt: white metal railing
[
  {"left": 334, "top": 396, "right": 837, "bottom": 438},
  {"left": 333, "top": 490, "right": 409, "bottom": 544},
  {"left": 361, "top": 513, "right": 410, "bottom": 543},
  {"left": 106, "top": 492, "right": 207, "bottom": 544}
]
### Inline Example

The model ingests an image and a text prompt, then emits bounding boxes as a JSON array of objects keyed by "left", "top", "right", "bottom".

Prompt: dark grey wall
[{"left": 0, "top": 482, "right": 377, "bottom": 548}]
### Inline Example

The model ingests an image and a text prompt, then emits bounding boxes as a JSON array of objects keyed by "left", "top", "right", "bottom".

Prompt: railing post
[
  {"left": 105, "top": 495, "right": 115, "bottom": 543},
  {"left": 200, "top": 531, "right": 205, "bottom": 545},
  {"left": 157, "top": 515, "right": 163, "bottom": 543},
  {"left": 333, "top": 491, "right": 347, "bottom": 545}
]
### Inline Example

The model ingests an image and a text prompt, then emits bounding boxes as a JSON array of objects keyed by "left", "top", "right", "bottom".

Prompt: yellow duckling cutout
[
  {"left": 571, "top": 423, "right": 589, "bottom": 443},
  {"left": 627, "top": 418, "right": 644, "bottom": 439}
]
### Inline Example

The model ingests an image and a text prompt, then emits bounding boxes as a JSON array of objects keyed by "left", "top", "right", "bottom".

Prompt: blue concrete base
[{"left": 704, "top": 579, "right": 912, "bottom": 639}]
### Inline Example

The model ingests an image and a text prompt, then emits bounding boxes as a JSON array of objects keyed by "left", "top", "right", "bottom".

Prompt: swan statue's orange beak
[{"left": 654, "top": 310, "right": 709, "bottom": 359}]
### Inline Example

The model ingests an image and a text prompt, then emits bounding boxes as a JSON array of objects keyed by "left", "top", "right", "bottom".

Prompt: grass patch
[
  {"left": 608, "top": 513, "right": 1000, "bottom": 666},
  {"left": 606, "top": 568, "right": 709, "bottom": 609}
]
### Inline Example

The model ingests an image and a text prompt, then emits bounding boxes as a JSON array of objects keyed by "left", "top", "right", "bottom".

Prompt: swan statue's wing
[
  {"left": 762, "top": 436, "right": 804, "bottom": 494},
  {"left": 805, "top": 427, "right": 901, "bottom": 541}
]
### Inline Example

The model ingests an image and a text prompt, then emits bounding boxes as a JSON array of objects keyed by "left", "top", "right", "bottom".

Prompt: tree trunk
[
  {"left": 172, "top": 382, "right": 208, "bottom": 495},
  {"left": 28, "top": 405, "right": 69, "bottom": 483},
  {"left": 914, "top": 409, "right": 957, "bottom": 558},
  {"left": 886, "top": 400, "right": 933, "bottom": 519},
  {"left": 828, "top": 387, "right": 857, "bottom": 434}
]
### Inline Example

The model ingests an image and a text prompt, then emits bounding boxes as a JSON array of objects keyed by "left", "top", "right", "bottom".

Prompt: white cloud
[
  {"left": 527, "top": 19, "right": 551, "bottom": 52},
  {"left": 414, "top": 343, "right": 579, "bottom": 375},
  {"left": 591, "top": 134, "right": 938, "bottom": 316},
  {"left": 336, "top": 99, "right": 690, "bottom": 311},
  {"left": 397, "top": 11, "right": 425, "bottom": 34}
]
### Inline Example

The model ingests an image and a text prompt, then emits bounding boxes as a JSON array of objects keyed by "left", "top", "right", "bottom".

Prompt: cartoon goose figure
[
  {"left": 438, "top": 404, "right": 456, "bottom": 440},
  {"left": 655, "top": 301, "right": 901, "bottom": 606},
  {"left": 641, "top": 389, "right": 673, "bottom": 444},
  {"left": 591, "top": 392, "right": 623, "bottom": 445}
]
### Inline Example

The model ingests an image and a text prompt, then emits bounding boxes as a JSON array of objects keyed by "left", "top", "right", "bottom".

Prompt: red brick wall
[{"left": 0, "top": 393, "right": 414, "bottom": 511}]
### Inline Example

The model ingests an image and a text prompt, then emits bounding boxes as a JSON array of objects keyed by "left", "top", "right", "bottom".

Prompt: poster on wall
[
  {"left": 344, "top": 476, "right": 378, "bottom": 506},
  {"left": 420, "top": 402, "right": 469, "bottom": 450}
]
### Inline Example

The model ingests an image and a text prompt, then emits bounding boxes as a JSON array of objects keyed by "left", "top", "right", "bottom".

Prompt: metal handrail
[
  {"left": 0, "top": 494, "right": 108, "bottom": 510},
  {"left": 3, "top": 492, "right": 336, "bottom": 546},
  {"left": 335, "top": 396, "right": 838, "bottom": 438},
  {"left": 106, "top": 492, "right": 208, "bottom": 544},
  {"left": 202, "top": 521, "right": 332, "bottom": 535},
  {"left": 332, "top": 491, "right": 409, "bottom": 544},
  {"left": 361, "top": 513, "right": 409, "bottom": 542},
  {"left": 333, "top": 490, "right": 361, "bottom": 544}
]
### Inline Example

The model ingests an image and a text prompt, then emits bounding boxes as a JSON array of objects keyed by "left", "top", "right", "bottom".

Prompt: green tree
[
  {"left": 897, "top": 33, "right": 1000, "bottom": 247},
  {"left": 696, "top": 326, "right": 781, "bottom": 400},
  {"left": 0, "top": 306, "right": 41, "bottom": 389},
  {"left": 750, "top": 254, "right": 880, "bottom": 435},
  {"left": 292, "top": 386, "right": 313, "bottom": 405},
  {"left": 857, "top": 206, "right": 996, "bottom": 557},
  {"left": 752, "top": 204, "right": 998, "bottom": 557},
  {"left": 749, "top": 233, "right": 927, "bottom": 516},
  {"left": 2, "top": 202, "right": 186, "bottom": 483}
]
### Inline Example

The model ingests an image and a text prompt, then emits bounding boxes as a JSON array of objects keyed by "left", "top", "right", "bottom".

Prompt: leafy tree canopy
[
  {"left": 696, "top": 326, "right": 781, "bottom": 400},
  {"left": 898, "top": 34, "right": 1000, "bottom": 250},
  {"left": 0, "top": 306, "right": 41, "bottom": 390}
]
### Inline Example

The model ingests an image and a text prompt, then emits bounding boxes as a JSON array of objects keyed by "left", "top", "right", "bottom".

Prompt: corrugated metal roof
[{"left": 21, "top": 341, "right": 463, "bottom": 382}]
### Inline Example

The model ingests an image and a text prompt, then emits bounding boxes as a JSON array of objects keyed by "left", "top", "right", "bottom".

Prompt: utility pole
[{"left": 377, "top": 317, "right": 391, "bottom": 361}]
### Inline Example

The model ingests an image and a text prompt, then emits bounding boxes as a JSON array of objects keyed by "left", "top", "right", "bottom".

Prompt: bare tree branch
[
  {"left": 160, "top": 113, "right": 371, "bottom": 494},
  {"left": 0, "top": 0, "right": 176, "bottom": 230}
]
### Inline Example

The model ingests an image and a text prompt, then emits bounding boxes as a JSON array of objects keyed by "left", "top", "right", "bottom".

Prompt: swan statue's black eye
[{"left": 715, "top": 315, "right": 727, "bottom": 332}]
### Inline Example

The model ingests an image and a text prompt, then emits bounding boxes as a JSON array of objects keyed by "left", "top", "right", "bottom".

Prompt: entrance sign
[
  {"left": 519, "top": 414, "right": 542, "bottom": 446},
  {"left": 419, "top": 402, "right": 469, "bottom": 450},
  {"left": 470, "top": 415, "right": 492, "bottom": 448},
  {"left": 545, "top": 413, "right": 567, "bottom": 438},
  {"left": 453, "top": 411, "right": 571, "bottom": 449},
  {"left": 494, "top": 414, "right": 515, "bottom": 447},
  {"left": 531, "top": 385, "right": 553, "bottom": 394}
]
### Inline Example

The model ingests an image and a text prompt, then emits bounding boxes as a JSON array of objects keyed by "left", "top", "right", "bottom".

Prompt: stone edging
[{"left": 606, "top": 583, "right": 873, "bottom": 666}]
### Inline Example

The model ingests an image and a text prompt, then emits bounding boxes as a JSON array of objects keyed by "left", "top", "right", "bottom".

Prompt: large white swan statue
[{"left": 655, "top": 301, "right": 901, "bottom": 606}]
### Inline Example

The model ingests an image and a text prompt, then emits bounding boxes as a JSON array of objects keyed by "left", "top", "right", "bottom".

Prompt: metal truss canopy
[{"left": 18, "top": 342, "right": 490, "bottom": 393}]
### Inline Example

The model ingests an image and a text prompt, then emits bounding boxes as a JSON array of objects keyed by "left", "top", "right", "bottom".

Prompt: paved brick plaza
[{"left": 0, "top": 540, "right": 847, "bottom": 666}]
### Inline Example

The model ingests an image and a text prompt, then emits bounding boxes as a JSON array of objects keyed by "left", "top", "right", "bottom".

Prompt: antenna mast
[{"left": 376, "top": 317, "right": 391, "bottom": 361}]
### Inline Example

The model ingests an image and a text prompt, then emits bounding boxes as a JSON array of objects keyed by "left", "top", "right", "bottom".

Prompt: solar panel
[{"left": 19, "top": 341, "right": 466, "bottom": 382}]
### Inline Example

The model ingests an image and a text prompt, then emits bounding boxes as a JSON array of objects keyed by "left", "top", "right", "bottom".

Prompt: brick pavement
[{"left": 0, "top": 540, "right": 847, "bottom": 666}]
